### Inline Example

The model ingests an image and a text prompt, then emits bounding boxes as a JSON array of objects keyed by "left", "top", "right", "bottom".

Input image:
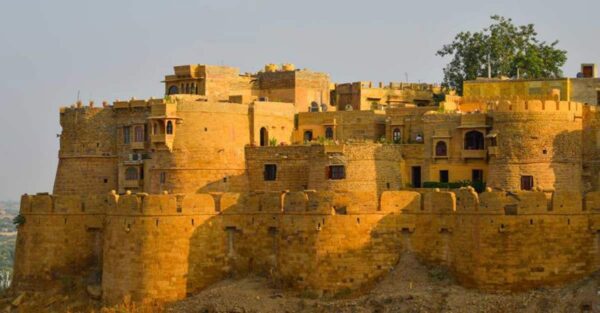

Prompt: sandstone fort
[{"left": 11, "top": 62, "right": 600, "bottom": 304}]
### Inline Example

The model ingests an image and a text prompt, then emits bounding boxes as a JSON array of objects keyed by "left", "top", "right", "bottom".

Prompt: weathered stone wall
[
  {"left": 54, "top": 106, "right": 118, "bottom": 195},
  {"left": 487, "top": 101, "right": 583, "bottom": 192},
  {"left": 14, "top": 189, "right": 600, "bottom": 303},
  {"left": 246, "top": 144, "right": 403, "bottom": 195}
]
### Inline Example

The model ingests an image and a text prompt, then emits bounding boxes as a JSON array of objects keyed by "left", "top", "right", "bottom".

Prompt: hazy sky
[{"left": 0, "top": 0, "right": 598, "bottom": 200}]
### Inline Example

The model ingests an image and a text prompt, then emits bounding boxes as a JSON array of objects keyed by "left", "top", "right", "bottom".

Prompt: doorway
[{"left": 411, "top": 166, "right": 422, "bottom": 188}]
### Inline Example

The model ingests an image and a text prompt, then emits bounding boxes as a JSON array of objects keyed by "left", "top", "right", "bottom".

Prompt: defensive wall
[{"left": 12, "top": 189, "right": 600, "bottom": 304}]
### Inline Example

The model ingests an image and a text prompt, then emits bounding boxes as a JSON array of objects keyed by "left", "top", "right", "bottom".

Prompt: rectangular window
[
  {"left": 597, "top": 90, "right": 600, "bottom": 105},
  {"left": 328, "top": 165, "right": 346, "bottom": 180},
  {"left": 123, "top": 126, "right": 131, "bottom": 144},
  {"left": 159, "top": 172, "right": 166, "bottom": 184},
  {"left": 439, "top": 170, "right": 449, "bottom": 183},
  {"left": 134, "top": 126, "right": 144, "bottom": 142},
  {"left": 264, "top": 164, "right": 277, "bottom": 181},
  {"left": 472, "top": 169, "right": 484, "bottom": 182},
  {"left": 521, "top": 175, "right": 534, "bottom": 191}
]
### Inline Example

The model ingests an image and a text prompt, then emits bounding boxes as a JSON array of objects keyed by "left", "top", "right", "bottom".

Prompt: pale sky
[{"left": 0, "top": 0, "right": 598, "bottom": 200}]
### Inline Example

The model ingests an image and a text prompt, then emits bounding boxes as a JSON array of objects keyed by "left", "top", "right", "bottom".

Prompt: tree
[{"left": 437, "top": 15, "right": 567, "bottom": 95}]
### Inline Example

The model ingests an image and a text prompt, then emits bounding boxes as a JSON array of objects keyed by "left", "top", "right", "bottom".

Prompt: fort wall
[
  {"left": 13, "top": 189, "right": 600, "bottom": 303},
  {"left": 54, "top": 106, "right": 118, "bottom": 195},
  {"left": 486, "top": 101, "right": 583, "bottom": 192}
]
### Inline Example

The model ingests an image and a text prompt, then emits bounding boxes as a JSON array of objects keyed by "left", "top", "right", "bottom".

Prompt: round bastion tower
[{"left": 486, "top": 100, "right": 583, "bottom": 192}]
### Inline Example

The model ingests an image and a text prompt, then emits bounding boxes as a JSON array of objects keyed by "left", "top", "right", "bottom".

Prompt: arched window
[
  {"left": 304, "top": 130, "right": 313, "bottom": 142},
  {"left": 125, "top": 167, "right": 138, "bottom": 180},
  {"left": 167, "top": 85, "right": 178, "bottom": 95},
  {"left": 392, "top": 128, "right": 402, "bottom": 144},
  {"left": 166, "top": 121, "right": 173, "bottom": 135},
  {"left": 435, "top": 141, "right": 448, "bottom": 156},
  {"left": 464, "top": 131, "right": 484, "bottom": 150},
  {"left": 325, "top": 127, "right": 334, "bottom": 139},
  {"left": 185, "top": 83, "right": 189, "bottom": 94},
  {"left": 260, "top": 127, "right": 268, "bottom": 146},
  {"left": 134, "top": 126, "right": 144, "bottom": 142},
  {"left": 310, "top": 101, "right": 319, "bottom": 112}
]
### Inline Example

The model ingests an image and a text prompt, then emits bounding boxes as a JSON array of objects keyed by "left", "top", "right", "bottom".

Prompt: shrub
[
  {"left": 268, "top": 138, "right": 278, "bottom": 146},
  {"left": 12, "top": 214, "right": 25, "bottom": 227},
  {"left": 422, "top": 180, "right": 486, "bottom": 193}
]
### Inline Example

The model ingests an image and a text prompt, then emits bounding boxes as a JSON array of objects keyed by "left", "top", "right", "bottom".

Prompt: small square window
[
  {"left": 521, "top": 175, "right": 534, "bottom": 191},
  {"left": 328, "top": 165, "right": 345, "bottom": 180},
  {"left": 264, "top": 164, "right": 277, "bottom": 181}
]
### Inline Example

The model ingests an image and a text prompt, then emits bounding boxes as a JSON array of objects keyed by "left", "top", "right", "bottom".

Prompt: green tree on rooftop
[{"left": 437, "top": 15, "right": 567, "bottom": 95}]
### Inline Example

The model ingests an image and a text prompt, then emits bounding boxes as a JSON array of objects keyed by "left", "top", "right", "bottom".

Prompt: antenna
[
  {"left": 487, "top": 53, "right": 491, "bottom": 79},
  {"left": 76, "top": 90, "right": 80, "bottom": 102}
]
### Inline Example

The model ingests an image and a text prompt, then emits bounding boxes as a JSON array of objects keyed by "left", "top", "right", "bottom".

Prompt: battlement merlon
[{"left": 18, "top": 189, "right": 597, "bottom": 217}]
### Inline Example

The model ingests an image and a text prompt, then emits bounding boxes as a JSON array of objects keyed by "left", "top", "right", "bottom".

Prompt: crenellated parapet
[{"left": 13, "top": 188, "right": 600, "bottom": 301}]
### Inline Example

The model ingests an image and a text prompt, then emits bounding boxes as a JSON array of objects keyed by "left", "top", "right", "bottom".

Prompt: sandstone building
[{"left": 12, "top": 63, "right": 600, "bottom": 304}]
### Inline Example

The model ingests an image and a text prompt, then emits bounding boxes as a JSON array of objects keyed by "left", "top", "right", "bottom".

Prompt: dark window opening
[
  {"left": 166, "top": 121, "right": 173, "bottom": 135},
  {"left": 304, "top": 130, "right": 313, "bottom": 142},
  {"left": 439, "top": 170, "right": 449, "bottom": 183},
  {"left": 327, "top": 165, "right": 345, "bottom": 180},
  {"left": 521, "top": 175, "right": 534, "bottom": 191},
  {"left": 167, "top": 85, "right": 178, "bottom": 95},
  {"left": 464, "top": 130, "right": 484, "bottom": 150},
  {"left": 264, "top": 164, "right": 277, "bottom": 181},
  {"left": 472, "top": 169, "right": 484, "bottom": 182},
  {"left": 597, "top": 90, "right": 600, "bottom": 105},
  {"left": 125, "top": 167, "right": 138, "bottom": 180},
  {"left": 392, "top": 128, "right": 402, "bottom": 144},
  {"left": 260, "top": 127, "right": 268, "bottom": 146},
  {"left": 123, "top": 126, "right": 131, "bottom": 144},
  {"left": 160, "top": 172, "right": 166, "bottom": 184},
  {"left": 325, "top": 127, "right": 334, "bottom": 139},
  {"left": 310, "top": 101, "right": 319, "bottom": 112},
  {"left": 490, "top": 137, "right": 497, "bottom": 147},
  {"left": 411, "top": 166, "right": 422, "bottom": 188},
  {"left": 435, "top": 141, "right": 447, "bottom": 156}
]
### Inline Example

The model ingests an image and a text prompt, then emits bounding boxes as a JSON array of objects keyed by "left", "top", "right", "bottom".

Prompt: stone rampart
[{"left": 12, "top": 189, "right": 600, "bottom": 303}]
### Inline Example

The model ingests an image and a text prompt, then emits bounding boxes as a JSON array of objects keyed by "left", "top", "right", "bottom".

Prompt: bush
[
  {"left": 268, "top": 138, "right": 278, "bottom": 146},
  {"left": 422, "top": 180, "right": 486, "bottom": 193},
  {"left": 12, "top": 214, "right": 25, "bottom": 227}
]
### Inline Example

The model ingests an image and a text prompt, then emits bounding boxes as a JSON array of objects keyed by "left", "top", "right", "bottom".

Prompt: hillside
[
  {"left": 165, "top": 253, "right": 600, "bottom": 313},
  {"left": 0, "top": 200, "right": 18, "bottom": 290},
  {"left": 2, "top": 252, "right": 599, "bottom": 312}
]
